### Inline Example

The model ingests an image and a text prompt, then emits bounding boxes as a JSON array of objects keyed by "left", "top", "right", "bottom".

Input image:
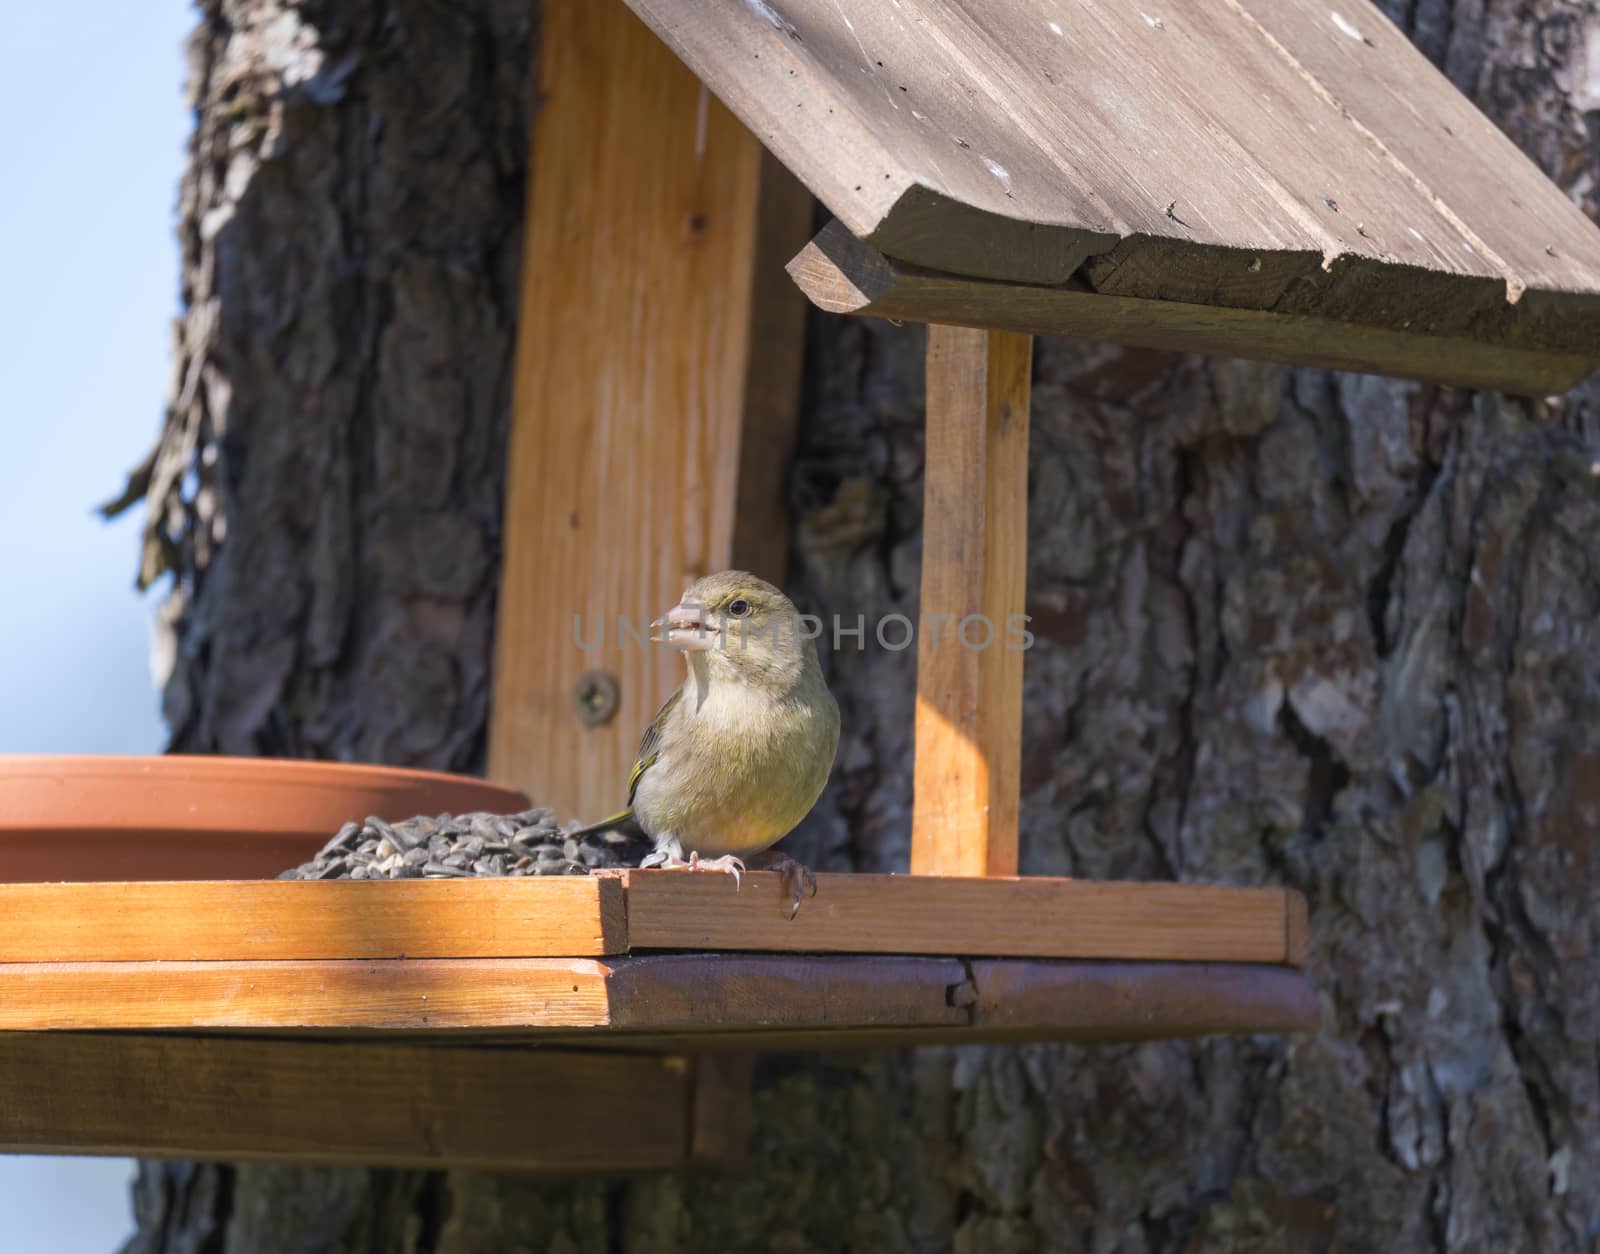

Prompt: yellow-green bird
[{"left": 572, "top": 571, "right": 839, "bottom": 913}]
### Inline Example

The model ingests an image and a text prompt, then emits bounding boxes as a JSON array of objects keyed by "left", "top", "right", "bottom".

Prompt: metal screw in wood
[{"left": 573, "top": 670, "right": 621, "bottom": 727}]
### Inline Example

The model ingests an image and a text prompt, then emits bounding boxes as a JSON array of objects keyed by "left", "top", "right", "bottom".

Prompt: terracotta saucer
[{"left": 0, "top": 755, "right": 532, "bottom": 883}]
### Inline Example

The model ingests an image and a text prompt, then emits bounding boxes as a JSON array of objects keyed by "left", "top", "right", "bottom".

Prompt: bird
[{"left": 569, "top": 571, "right": 839, "bottom": 916}]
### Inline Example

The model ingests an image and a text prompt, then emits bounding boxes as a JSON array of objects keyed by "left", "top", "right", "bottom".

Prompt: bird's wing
[
  {"left": 626, "top": 686, "right": 682, "bottom": 806},
  {"left": 568, "top": 688, "right": 683, "bottom": 838}
]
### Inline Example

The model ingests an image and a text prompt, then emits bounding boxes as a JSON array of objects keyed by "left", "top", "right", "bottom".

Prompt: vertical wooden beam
[
  {"left": 687, "top": 1051, "right": 756, "bottom": 1166},
  {"left": 911, "top": 328, "right": 1033, "bottom": 877},
  {"left": 488, "top": 1, "right": 809, "bottom": 820},
  {"left": 730, "top": 154, "right": 814, "bottom": 581},
  {"left": 486, "top": 6, "right": 809, "bottom": 1167}
]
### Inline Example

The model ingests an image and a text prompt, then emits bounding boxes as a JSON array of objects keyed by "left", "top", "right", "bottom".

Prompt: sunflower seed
[{"left": 281, "top": 806, "right": 647, "bottom": 882}]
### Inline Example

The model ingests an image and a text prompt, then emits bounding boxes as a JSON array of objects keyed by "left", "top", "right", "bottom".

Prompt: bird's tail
[{"left": 566, "top": 808, "right": 641, "bottom": 839}]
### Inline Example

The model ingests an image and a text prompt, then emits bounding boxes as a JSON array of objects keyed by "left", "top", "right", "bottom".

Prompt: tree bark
[{"left": 120, "top": 0, "right": 1600, "bottom": 1250}]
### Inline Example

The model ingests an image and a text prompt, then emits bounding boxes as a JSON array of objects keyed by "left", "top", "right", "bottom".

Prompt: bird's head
[{"left": 651, "top": 571, "right": 814, "bottom": 687}]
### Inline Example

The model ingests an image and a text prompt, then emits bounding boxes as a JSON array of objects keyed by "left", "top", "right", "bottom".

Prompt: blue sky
[
  {"left": 1, "top": 3, "right": 191, "bottom": 758},
  {"left": 0, "top": 1, "right": 194, "bottom": 1246}
]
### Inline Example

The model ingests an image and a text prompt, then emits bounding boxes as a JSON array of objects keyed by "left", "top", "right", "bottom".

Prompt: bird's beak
[{"left": 650, "top": 602, "right": 719, "bottom": 652}]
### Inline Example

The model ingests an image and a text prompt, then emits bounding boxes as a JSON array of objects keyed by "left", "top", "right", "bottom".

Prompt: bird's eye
[{"left": 727, "top": 598, "right": 752, "bottom": 618}]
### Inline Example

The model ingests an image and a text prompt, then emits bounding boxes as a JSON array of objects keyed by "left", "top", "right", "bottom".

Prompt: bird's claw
[
  {"left": 641, "top": 847, "right": 745, "bottom": 889},
  {"left": 748, "top": 853, "right": 816, "bottom": 919},
  {"left": 781, "top": 860, "right": 817, "bottom": 920},
  {"left": 641, "top": 847, "right": 815, "bottom": 914},
  {"left": 688, "top": 851, "right": 746, "bottom": 888}
]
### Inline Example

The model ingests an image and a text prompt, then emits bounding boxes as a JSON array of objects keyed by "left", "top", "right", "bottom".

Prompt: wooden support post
[
  {"left": 687, "top": 1051, "right": 756, "bottom": 1166},
  {"left": 911, "top": 328, "right": 1033, "bottom": 877},
  {"left": 488, "top": 0, "right": 810, "bottom": 822},
  {"left": 485, "top": 1, "right": 812, "bottom": 1170}
]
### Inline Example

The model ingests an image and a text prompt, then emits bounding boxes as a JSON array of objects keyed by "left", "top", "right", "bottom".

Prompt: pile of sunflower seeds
[{"left": 279, "top": 808, "right": 651, "bottom": 880}]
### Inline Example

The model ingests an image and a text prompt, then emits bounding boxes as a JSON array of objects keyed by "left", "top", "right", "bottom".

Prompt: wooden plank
[
  {"left": 1231, "top": 0, "right": 1600, "bottom": 316},
  {"left": 0, "top": 874, "right": 1304, "bottom": 967},
  {"left": 603, "top": 953, "right": 972, "bottom": 1029},
  {"left": 1001, "top": 0, "right": 1504, "bottom": 315},
  {"left": 789, "top": 221, "right": 1598, "bottom": 396},
  {"left": 0, "top": 955, "right": 968, "bottom": 1035},
  {"left": 730, "top": 151, "right": 816, "bottom": 581},
  {"left": 0, "top": 876, "right": 1305, "bottom": 966},
  {"left": 509, "top": 954, "right": 1317, "bottom": 1046},
  {"left": 967, "top": 960, "right": 1320, "bottom": 1041},
  {"left": 488, "top": 0, "right": 809, "bottom": 823},
  {"left": 0, "top": 955, "right": 1315, "bottom": 1044},
  {"left": 537, "top": 960, "right": 1318, "bottom": 1049},
  {"left": 626, "top": 0, "right": 1600, "bottom": 357},
  {"left": 620, "top": 871, "right": 1301, "bottom": 965},
  {"left": 0, "top": 1033, "right": 689, "bottom": 1170},
  {"left": 0, "top": 874, "right": 1303, "bottom": 965},
  {"left": 914, "top": 0, "right": 1511, "bottom": 335},
  {"left": 0, "top": 959, "right": 616, "bottom": 1032},
  {"left": 624, "top": 0, "right": 1118, "bottom": 283},
  {"left": 488, "top": 0, "right": 757, "bottom": 820},
  {"left": 911, "top": 327, "right": 1031, "bottom": 877},
  {"left": 0, "top": 878, "right": 625, "bottom": 962}
]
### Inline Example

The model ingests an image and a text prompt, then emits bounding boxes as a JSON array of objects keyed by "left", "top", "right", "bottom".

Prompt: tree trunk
[{"left": 121, "top": 0, "right": 1600, "bottom": 1250}]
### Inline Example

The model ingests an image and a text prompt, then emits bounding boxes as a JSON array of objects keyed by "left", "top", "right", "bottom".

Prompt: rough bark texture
[
  {"left": 119, "top": 1, "right": 1600, "bottom": 1251},
  {"left": 118, "top": 0, "right": 532, "bottom": 768}
]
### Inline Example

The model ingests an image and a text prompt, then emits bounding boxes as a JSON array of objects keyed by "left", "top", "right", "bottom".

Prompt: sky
[{"left": 0, "top": 0, "right": 195, "bottom": 1247}]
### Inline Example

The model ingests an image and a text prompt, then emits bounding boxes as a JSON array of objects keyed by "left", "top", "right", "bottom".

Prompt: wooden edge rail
[
  {"left": 0, "top": 873, "right": 1308, "bottom": 966},
  {"left": 0, "top": 877, "right": 629, "bottom": 962},
  {"left": 616, "top": 871, "right": 1303, "bottom": 965},
  {"left": 0, "top": 873, "right": 1307, "bottom": 967},
  {"left": 786, "top": 219, "right": 1600, "bottom": 397},
  {"left": 0, "top": 958, "right": 619, "bottom": 1032},
  {"left": 0, "top": 955, "right": 1319, "bottom": 1040}
]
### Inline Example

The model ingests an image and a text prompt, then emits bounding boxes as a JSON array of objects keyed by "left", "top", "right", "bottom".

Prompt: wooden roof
[{"left": 625, "top": 0, "right": 1600, "bottom": 392}]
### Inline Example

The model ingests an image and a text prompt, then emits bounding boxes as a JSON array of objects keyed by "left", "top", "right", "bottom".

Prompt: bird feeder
[{"left": 8, "top": 0, "right": 1600, "bottom": 1172}]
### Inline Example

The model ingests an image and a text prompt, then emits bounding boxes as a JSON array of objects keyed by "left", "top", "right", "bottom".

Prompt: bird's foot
[
  {"left": 747, "top": 852, "right": 817, "bottom": 919},
  {"left": 639, "top": 847, "right": 686, "bottom": 870},
  {"left": 688, "top": 851, "right": 746, "bottom": 888},
  {"left": 639, "top": 847, "right": 745, "bottom": 889}
]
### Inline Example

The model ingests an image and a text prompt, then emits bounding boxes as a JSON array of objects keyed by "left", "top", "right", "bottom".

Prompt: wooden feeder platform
[
  {"left": 0, "top": 872, "right": 1310, "bottom": 1042},
  {"left": 0, "top": 871, "right": 1312, "bottom": 1168}
]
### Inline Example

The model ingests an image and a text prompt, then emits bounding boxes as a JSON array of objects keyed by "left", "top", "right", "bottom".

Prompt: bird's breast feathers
[{"left": 631, "top": 678, "right": 839, "bottom": 857}]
